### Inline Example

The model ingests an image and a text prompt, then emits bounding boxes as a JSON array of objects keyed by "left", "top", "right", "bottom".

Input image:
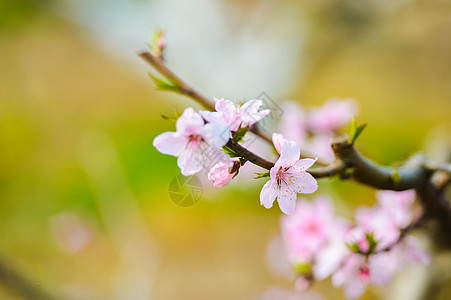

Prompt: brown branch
[
  {"left": 0, "top": 258, "right": 53, "bottom": 300},
  {"left": 331, "top": 135, "right": 429, "bottom": 191}
]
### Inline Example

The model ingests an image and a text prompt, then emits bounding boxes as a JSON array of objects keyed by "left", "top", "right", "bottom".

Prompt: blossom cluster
[
  {"left": 280, "top": 191, "right": 430, "bottom": 299},
  {"left": 153, "top": 97, "right": 321, "bottom": 214}
]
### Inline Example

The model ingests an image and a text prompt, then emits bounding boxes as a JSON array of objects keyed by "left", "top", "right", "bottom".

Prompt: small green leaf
[
  {"left": 346, "top": 242, "right": 362, "bottom": 254},
  {"left": 348, "top": 116, "right": 368, "bottom": 145},
  {"left": 293, "top": 263, "right": 312, "bottom": 275},
  {"left": 366, "top": 233, "right": 378, "bottom": 254},
  {"left": 254, "top": 172, "right": 270, "bottom": 179},
  {"left": 148, "top": 73, "right": 181, "bottom": 92},
  {"left": 232, "top": 126, "right": 249, "bottom": 143},
  {"left": 222, "top": 145, "right": 241, "bottom": 158},
  {"left": 391, "top": 170, "right": 401, "bottom": 186}
]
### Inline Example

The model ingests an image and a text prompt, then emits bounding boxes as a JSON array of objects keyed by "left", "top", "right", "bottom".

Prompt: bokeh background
[{"left": 1, "top": 0, "right": 450, "bottom": 299}]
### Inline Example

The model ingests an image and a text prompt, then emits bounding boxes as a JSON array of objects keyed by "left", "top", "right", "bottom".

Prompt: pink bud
[
  {"left": 272, "top": 133, "right": 286, "bottom": 154},
  {"left": 208, "top": 162, "right": 235, "bottom": 188}
]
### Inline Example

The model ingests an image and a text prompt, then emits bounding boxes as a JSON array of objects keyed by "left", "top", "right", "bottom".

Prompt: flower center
[
  {"left": 188, "top": 134, "right": 203, "bottom": 148},
  {"left": 276, "top": 166, "right": 291, "bottom": 185},
  {"left": 359, "top": 264, "right": 371, "bottom": 282}
]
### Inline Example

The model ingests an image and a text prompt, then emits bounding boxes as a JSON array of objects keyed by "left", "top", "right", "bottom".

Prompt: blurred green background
[{"left": 0, "top": 0, "right": 450, "bottom": 299}]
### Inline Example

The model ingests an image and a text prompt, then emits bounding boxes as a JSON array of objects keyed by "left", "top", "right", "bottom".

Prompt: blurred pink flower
[
  {"left": 260, "top": 287, "right": 324, "bottom": 300},
  {"left": 281, "top": 196, "right": 336, "bottom": 263},
  {"left": 309, "top": 98, "right": 357, "bottom": 134},
  {"left": 208, "top": 161, "right": 235, "bottom": 188},
  {"left": 153, "top": 107, "right": 230, "bottom": 176},
  {"left": 355, "top": 205, "right": 401, "bottom": 250},
  {"left": 50, "top": 212, "right": 95, "bottom": 254},
  {"left": 377, "top": 190, "right": 416, "bottom": 228},
  {"left": 280, "top": 102, "right": 308, "bottom": 143},
  {"left": 200, "top": 98, "right": 270, "bottom": 132},
  {"left": 260, "top": 140, "right": 318, "bottom": 215},
  {"left": 306, "top": 135, "right": 335, "bottom": 164},
  {"left": 345, "top": 227, "right": 371, "bottom": 253}
]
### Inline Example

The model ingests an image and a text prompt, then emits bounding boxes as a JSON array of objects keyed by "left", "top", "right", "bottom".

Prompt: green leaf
[
  {"left": 366, "top": 233, "right": 378, "bottom": 254},
  {"left": 254, "top": 172, "right": 270, "bottom": 179},
  {"left": 346, "top": 242, "right": 362, "bottom": 254},
  {"left": 222, "top": 145, "right": 241, "bottom": 158},
  {"left": 293, "top": 263, "right": 312, "bottom": 275},
  {"left": 231, "top": 126, "right": 249, "bottom": 143},
  {"left": 391, "top": 170, "right": 401, "bottom": 186},
  {"left": 148, "top": 73, "right": 181, "bottom": 92},
  {"left": 348, "top": 116, "right": 367, "bottom": 145}
]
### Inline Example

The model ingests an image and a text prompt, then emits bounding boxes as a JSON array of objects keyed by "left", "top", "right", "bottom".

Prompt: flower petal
[
  {"left": 272, "top": 133, "right": 286, "bottom": 154},
  {"left": 290, "top": 172, "right": 318, "bottom": 194},
  {"left": 260, "top": 180, "right": 278, "bottom": 209},
  {"left": 275, "top": 140, "right": 301, "bottom": 168},
  {"left": 292, "top": 158, "right": 317, "bottom": 172},
  {"left": 276, "top": 185, "right": 297, "bottom": 215},
  {"left": 177, "top": 148, "right": 203, "bottom": 176},
  {"left": 239, "top": 99, "right": 270, "bottom": 126},
  {"left": 153, "top": 132, "right": 187, "bottom": 156},
  {"left": 199, "top": 122, "right": 230, "bottom": 148},
  {"left": 176, "top": 107, "right": 205, "bottom": 135}
]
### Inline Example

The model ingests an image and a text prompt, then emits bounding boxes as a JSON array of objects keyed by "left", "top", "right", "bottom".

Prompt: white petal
[
  {"left": 291, "top": 172, "right": 318, "bottom": 194},
  {"left": 199, "top": 110, "right": 222, "bottom": 124},
  {"left": 239, "top": 99, "right": 262, "bottom": 116},
  {"left": 177, "top": 148, "right": 203, "bottom": 176},
  {"left": 260, "top": 180, "right": 278, "bottom": 209},
  {"left": 276, "top": 185, "right": 297, "bottom": 215},
  {"left": 292, "top": 158, "right": 317, "bottom": 171},
  {"left": 200, "top": 123, "right": 230, "bottom": 148},
  {"left": 176, "top": 107, "right": 205, "bottom": 135},
  {"left": 153, "top": 132, "right": 187, "bottom": 156},
  {"left": 275, "top": 140, "right": 301, "bottom": 168}
]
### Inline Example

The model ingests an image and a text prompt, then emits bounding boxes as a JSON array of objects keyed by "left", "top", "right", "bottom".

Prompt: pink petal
[
  {"left": 177, "top": 148, "right": 204, "bottom": 176},
  {"left": 260, "top": 180, "right": 278, "bottom": 209},
  {"left": 239, "top": 99, "right": 270, "bottom": 126},
  {"left": 176, "top": 107, "right": 205, "bottom": 135},
  {"left": 277, "top": 185, "right": 297, "bottom": 215},
  {"left": 276, "top": 140, "right": 301, "bottom": 168},
  {"left": 272, "top": 133, "right": 286, "bottom": 154},
  {"left": 309, "top": 98, "right": 357, "bottom": 133},
  {"left": 292, "top": 158, "right": 317, "bottom": 172},
  {"left": 199, "top": 122, "right": 230, "bottom": 148},
  {"left": 153, "top": 132, "right": 187, "bottom": 156},
  {"left": 208, "top": 162, "right": 234, "bottom": 188},
  {"left": 291, "top": 172, "right": 318, "bottom": 194}
]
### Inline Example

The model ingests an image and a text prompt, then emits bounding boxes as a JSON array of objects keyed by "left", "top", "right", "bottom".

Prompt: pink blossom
[
  {"left": 355, "top": 205, "right": 401, "bottom": 250},
  {"left": 260, "top": 140, "right": 318, "bottom": 215},
  {"left": 208, "top": 161, "right": 235, "bottom": 188},
  {"left": 306, "top": 135, "right": 335, "bottom": 164},
  {"left": 345, "top": 227, "right": 372, "bottom": 253},
  {"left": 153, "top": 107, "right": 230, "bottom": 176},
  {"left": 280, "top": 102, "right": 308, "bottom": 143},
  {"left": 200, "top": 97, "right": 270, "bottom": 132},
  {"left": 309, "top": 98, "right": 357, "bottom": 133},
  {"left": 377, "top": 190, "right": 415, "bottom": 228},
  {"left": 281, "top": 196, "right": 336, "bottom": 263}
]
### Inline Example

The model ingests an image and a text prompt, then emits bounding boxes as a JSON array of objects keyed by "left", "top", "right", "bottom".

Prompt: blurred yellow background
[{"left": 0, "top": 0, "right": 450, "bottom": 299}]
